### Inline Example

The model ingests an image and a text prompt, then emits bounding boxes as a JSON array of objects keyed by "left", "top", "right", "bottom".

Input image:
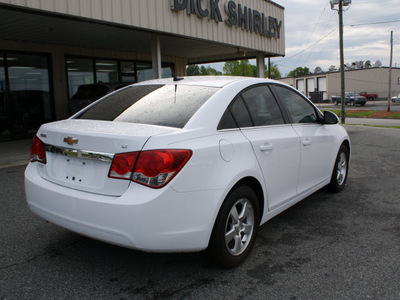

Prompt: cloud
[{"left": 206, "top": 0, "right": 399, "bottom": 76}]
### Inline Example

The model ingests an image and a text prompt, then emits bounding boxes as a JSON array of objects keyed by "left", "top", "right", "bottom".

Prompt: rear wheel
[
  {"left": 329, "top": 145, "right": 349, "bottom": 193},
  {"left": 209, "top": 185, "right": 260, "bottom": 268}
]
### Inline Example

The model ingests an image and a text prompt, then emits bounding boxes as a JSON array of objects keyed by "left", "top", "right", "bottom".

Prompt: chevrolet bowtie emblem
[{"left": 64, "top": 137, "right": 78, "bottom": 145}]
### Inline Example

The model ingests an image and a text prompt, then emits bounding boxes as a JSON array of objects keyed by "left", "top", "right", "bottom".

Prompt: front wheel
[
  {"left": 329, "top": 145, "right": 349, "bottom": 193},
  {"left": 209, "top": 185, "right": 260, "bottom": 268}
]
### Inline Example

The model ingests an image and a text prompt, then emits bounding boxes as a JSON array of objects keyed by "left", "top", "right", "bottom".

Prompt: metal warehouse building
[
  {"left": 278, "top": 67, "right": 400, "bottom": 102},
  {"left": 0, "top": 0, "right": 285, "bottom": 141}
]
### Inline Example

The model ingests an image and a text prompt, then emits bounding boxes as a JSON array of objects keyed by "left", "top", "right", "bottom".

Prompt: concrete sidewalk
[
  {"left": 345, "top": 117, "right": 400, "bottom": 127},
  {"left": 1, "top": 118, "right": 400, "bottom": 169},
  {"left": 0, "top": 138, "right": 31, "bottom": 169}
]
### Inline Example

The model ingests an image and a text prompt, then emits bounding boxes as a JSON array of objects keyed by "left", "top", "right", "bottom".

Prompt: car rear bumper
[{"left": 25, "top": 163, "right": 222, "bottom": 252}]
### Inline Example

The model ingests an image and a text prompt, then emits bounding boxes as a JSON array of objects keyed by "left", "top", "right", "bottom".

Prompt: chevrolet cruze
[{"left": 25, "top": 76, "right": 350, "bottom": 268}]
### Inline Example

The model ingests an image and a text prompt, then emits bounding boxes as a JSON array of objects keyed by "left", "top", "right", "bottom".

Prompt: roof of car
[{"left": 134, "top": 76, "right": 277, "bottom": 88}]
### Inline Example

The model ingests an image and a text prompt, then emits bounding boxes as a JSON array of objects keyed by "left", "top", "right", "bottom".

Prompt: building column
[
  {"left": 174, "top": 59, "right": 188, "bottom": 77},
  {"left": 256, "top": 52, "right": 266, "bottom": 78},
  {"left": 51, "top": 51, "right": 69, "bottom": 119},
  {"left": 151, "top": 34, "right": 162, "bottom": 79}
]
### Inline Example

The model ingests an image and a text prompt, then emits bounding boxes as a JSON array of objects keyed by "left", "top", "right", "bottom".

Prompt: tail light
[
  {"left": 108, "top": 149, "right": 192, "bottom": 188},
  {"left": 109, "top": 152, "right": 139, "bottom": 180},
  {"left": 30, "top": 135, "right": 47, "bottom": 164}
]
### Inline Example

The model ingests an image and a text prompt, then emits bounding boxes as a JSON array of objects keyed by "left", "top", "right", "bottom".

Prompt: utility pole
[
  {"left": 331, "top": 0, "right": 350, "bottom": 124},
  {"left": 339, "top": 0, "right": 346, "bottom": 124},
  {"left": 387, "top": 31, "right": 393, "bottom": 112}
]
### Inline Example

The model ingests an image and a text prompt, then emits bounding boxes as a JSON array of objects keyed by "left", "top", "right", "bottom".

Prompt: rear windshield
[{"left": 76, "top": 84, "right": 219, "bottom": 128}]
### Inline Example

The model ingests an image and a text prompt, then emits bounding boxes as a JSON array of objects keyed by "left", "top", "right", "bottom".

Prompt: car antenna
[{"left": 170, "top": 63, "right": 184, "bottom": 82}]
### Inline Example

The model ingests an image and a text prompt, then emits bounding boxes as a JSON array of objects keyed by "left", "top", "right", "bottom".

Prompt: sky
[{"left": 206, "top": 0, "right": 400, "bottom": 77}]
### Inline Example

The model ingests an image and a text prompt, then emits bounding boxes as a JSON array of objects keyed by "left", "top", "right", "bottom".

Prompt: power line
[
  {"left": 350, "top": 19, "right": 400, "bottom": 27},
  {"left": 297, "top": 1, "right": 330, "bottom": 66},
  {"left": 275, "top": 26, "right": 338, "bottom": 63}
]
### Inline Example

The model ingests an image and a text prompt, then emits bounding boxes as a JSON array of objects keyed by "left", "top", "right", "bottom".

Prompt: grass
[
  {"left": 359, "top": 124, "right": 400, "bottom": 129},
  {"left": 327, "top": 110, "right": 400, "bottom": 119}
]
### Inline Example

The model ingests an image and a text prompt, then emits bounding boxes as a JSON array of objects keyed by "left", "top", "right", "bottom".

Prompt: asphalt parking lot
[{"left": 1, "top": 125, "right": 400, "bottom": 299}]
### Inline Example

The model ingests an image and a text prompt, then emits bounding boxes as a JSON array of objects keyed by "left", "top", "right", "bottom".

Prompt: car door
[
  {"left": 224, "top": 85, "right": 301, "bottom": 211},
  {"left": 272, "top": 85, "right": 335, "bottom": 195}
]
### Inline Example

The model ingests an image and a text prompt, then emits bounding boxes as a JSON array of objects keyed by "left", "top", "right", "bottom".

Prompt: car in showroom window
[{"left": 25, "top": 76, "right": 350, "bottom": 268}]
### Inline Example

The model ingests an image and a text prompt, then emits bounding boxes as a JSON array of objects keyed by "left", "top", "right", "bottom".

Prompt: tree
[
  {"left": 287, "top": 67, "right": 312, "bottom": 77},
  {"left": 186, "top": 65, "right": 201, "bottom": 76},
  {"left": 267, "top": 62, "right": 281, "bottom": 79},
  {"left": 186, "top": 65, "right": 222, "bottom": 76},
  {"left": 223, "top": 60, "right": 257, "bottom": 77},
  {"left": 328, "top": 65, "right": 338, "bottom": 72},
  {"left": 200, "top": 66, "right": 222, "bottom": 75}
]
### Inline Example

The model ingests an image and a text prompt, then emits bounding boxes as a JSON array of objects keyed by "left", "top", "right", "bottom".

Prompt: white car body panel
[
  {"left": 292, "top": 123, "right": 335, "bottom": 194},
  {"left": 240, "top": 124, "right": 301, "bottom": 210}
]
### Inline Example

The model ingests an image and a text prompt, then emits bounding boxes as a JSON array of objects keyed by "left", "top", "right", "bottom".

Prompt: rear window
[{"left": 76, "top": 84, "right": 219, "bottom": 128}]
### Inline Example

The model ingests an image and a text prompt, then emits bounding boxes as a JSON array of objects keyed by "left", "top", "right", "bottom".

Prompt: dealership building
[
  {"left": 278, "top": 67, "right": 400, "bottom": 102},
  {"left": 0, "top": 0, "right": 285, "bottom": 141}
]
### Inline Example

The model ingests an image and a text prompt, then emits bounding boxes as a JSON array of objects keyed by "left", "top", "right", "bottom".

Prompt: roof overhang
[{"left": 0, "top": 1, "right": 285, "bottom": 64}]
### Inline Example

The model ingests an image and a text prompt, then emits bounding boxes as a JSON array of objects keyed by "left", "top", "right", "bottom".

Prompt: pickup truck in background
[
  {"left": 332, "top": 92, "right": 367, "bottom": 106},
  {"left": 359, "top": 92, "right": 378, "bottom": 100}
]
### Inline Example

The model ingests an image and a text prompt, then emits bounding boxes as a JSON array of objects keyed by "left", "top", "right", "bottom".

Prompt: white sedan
[{"left": 25, "top": 76, "right": 350, "bottom": 268}]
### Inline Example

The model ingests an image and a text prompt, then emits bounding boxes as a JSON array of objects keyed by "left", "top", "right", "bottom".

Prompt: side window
[
  {"left": 274, "top": 85, "right": 318, "bottom": 124},
  {"left": 241, "top": 85, "right": 285, "bottom": 126},
  {"left": 229, "top": 97, "right": 252, "bottom": 128}
]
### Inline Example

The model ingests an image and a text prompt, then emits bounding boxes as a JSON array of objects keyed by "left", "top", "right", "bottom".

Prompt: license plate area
[
  {"left": 64, "top": 157, "right": 88, "bottom": 184},
  {"left": 39, "top": 145, "right": 130, "bottom": 196}
]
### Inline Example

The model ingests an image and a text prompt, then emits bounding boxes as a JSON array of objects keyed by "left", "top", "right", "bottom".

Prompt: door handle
[
  {"left": 260, "top": 143, "right": 273, "bottom": 152},
  {"left": 302, "top": 138, "right": 312, "bottom": 146}
]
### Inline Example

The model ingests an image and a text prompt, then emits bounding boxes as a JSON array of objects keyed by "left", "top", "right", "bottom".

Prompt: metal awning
[{"left": 0, "top": 4, "right": 278, "bottom": 64}]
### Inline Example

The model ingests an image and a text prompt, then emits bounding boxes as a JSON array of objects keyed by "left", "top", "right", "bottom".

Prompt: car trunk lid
[{"left": 35, "top": 119, "right": 177, "bottom": 196}]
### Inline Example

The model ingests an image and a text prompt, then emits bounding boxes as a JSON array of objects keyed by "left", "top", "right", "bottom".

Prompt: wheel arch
[
  {"left": 226, "top": 176, "right": 265, "bottom": 223},
  {"left": 341, "top": 139, "right": 351, "bottom": 160}
]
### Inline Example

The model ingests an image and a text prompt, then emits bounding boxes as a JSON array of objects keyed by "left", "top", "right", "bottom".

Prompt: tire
[
  {"left": 329, "top": 145, "right": 349, "bottom": 193},
  {"left": 334, "top": 100, "right": 338, "bottom": 105},
  {"left": 368, "top": 97, "right": 374, "bottom": 101},
  {"left": 209, "top": 185, "right": 260, "bottom": 268},
  {"left": 361, "top": 103, "right": 366, "bottom": 107}
]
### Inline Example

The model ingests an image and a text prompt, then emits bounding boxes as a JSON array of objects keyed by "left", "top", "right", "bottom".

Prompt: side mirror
[{"left": 323, "top": 110, "right": 339, "bottom": 124}]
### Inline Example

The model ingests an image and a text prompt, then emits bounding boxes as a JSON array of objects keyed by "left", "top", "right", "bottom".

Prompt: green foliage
[
  {"left": 267, "top": 62, "right": 281, "bottom": 79},
  {"left": 287, "top": 67, "right": 312, "bottom": 77},
  {"left": 222, "top": 60, "right": 257, "bottom": 77},
  {"left": 327, "top": 110, "right": 400, "bottom": 119},
  {"left": 186, "top": 65, "right": 222, "bottom": 76},
  {"left": 328, "top": 65, "right": 338, "bottom": 72}
]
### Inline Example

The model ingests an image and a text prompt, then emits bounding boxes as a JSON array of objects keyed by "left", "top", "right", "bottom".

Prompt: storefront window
[
  {"left": 66, "top": 57, "right": 174, "bottom": 100},
  {"left": 67, "top": 58, "right": 95, "bottom": 97},
  {"left": 137, "top": 62, "right": 153, "bottom": 82},
  {"left": 0, "top": 52, "right": 52, "bottom": 141},
  {"left": 96, "top": 60, "right": 118, "bottom": 83},
  {"left": 136, "top": 62, "right": 172, "bottom": 82},
  {"left": 120, "top": 61, "right": 136, "bottom": 82}
]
